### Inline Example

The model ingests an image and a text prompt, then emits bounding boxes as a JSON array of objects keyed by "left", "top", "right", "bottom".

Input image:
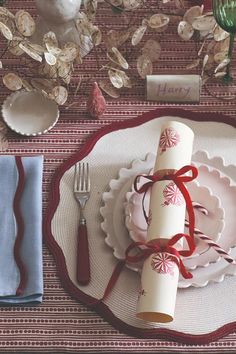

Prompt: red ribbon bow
[
  {"left": 131, "top": 165, "right": 198, "bottom": 278},
  {"left": 126, "top": 236, "right": 194, "bottom": 279}
]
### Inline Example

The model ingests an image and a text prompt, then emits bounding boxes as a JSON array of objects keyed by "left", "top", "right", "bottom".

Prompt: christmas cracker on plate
[{"left": 136, "top": 121, "right": 194, "bottom": 323}]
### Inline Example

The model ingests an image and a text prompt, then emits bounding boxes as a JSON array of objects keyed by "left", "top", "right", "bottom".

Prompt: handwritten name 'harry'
[
  {"left": 146, "top": 75, "right": 201, "bottom": 103},
  {"left": 156, "top": 83, "right": 191, "bottom": 99}
]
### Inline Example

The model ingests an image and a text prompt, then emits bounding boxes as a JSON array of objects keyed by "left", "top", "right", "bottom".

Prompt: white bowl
[{"left": 2, "top": 90, "right": 59, "bottom": 136}]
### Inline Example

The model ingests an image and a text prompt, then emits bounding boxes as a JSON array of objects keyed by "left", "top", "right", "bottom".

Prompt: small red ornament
[{"left": 87, "top": 82, "right": 106, "bottom": 119}]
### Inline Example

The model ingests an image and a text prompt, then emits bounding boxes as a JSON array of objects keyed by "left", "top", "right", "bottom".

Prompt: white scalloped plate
[
  {"left": 2, "top": 90, "right": 59, "bottom": 136},
  {"left": 100, "top": 151, "right": 236, "bottom": 288}
]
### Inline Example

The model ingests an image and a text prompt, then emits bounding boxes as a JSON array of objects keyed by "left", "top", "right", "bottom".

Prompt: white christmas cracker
[{"left": 136, "top": 121, "right": 194, "bottom": 323}]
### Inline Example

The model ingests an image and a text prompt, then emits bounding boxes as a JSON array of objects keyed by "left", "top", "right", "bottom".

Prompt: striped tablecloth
[{"left": 1, "top": 0, "right": 236, "bottom": 352}]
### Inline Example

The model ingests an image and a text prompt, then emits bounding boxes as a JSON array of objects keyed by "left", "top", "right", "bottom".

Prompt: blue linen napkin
[{"left": 0, "top": 155, "right": 43, "bottom": 305}]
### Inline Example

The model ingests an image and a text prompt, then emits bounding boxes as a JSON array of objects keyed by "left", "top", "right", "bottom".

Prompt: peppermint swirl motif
[
  {"left": 162, "top": 181, "right": 184, "bottom": 206},
  {"left": 151, "top": 253, "right": 177, "bottom": 276},
  {"left": 159, "top": 127, "right": 180, "bottom": 154}
]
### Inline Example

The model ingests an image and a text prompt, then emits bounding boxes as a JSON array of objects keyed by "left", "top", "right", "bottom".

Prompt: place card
[{"left": 146, "top": 74, "right": 201, "bottom": 103}]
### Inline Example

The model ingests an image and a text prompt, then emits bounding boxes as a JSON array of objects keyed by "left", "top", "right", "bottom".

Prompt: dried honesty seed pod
[
  {"left": 3, "top": 72, "right": 22, "bottom": 91},
  {"left": 213, "top": 37, "right": 230, "bottom": 55},
  {"left": 84, "top": 0, "right": 97, "bottom": 19},
  {"left": 214, "top": 58, "right": 230, "bottom": 73},
  {"left": 31, "top": 78, "right": 55, "bottom": 92},
  {"left": 62, "top": 73, "right": 71, "bottom": 85},
  {"left": 214, "top": 51, "right": 228, "bottom": 64},
  {"left": 44, "top": 31, "right": 58, "bottom": 47},
  {"left": 214, "top": 71, "right": 226, "bottom": 78},
  {"left": 57, "top": 60, "right": 72, "bottom": 79},
  {"left": 22, "top": 78, "right": 34, "bottom": 91},
  {"left": 112, "top": 68, "right": 132, "bottom": 88},
  {"left": 192, "top": 14, "right": 216, "bottom": 31},
  {"left": 107, "top": 47, "right": 129, "bottom": 70},
  {"left": 91, "top": 26, "right": 102, "bottom": 46},
  {"left": 175, "top": 0, "right": 184, "bottom": 9},
  {"left": 213, "top": 25, "right": 229, "bottom": 42},
  {"left": 44, "top": 52, "right": 57, "bottom": 66},
  {"left": 105, "top": 29, "right": 131, "bottom": 50},
  {"left": 141, "top": 39, "right": 161, "bottom": 62},
  {"left": 98, "top": 80, "right": 120, "bottom": 98},
  {"left": 50, "top": 85, "right": 68, "bottom": 105},
  {"left": 40, "top": 62, "right": 58, "bottom": 79},
  {"left": 131, "top": 25, "right": 147, "bottom": 46},
  {"left": 76, "top": 20, "right": 91, "bottom": 37},
  {"left": 78, "top": 34, "right": 93, "bottom": 58},
  {"left": 0, "top": 20, "right": 13, "bottom": 40},
  {"left": 0, "top": 7, "right": 15, "bottom": 19},
  {"left": 178, "top": 21, "right": 194, "bottom": 41},
  {"left": 15, "top": 10, "right": 35, "bottom": 37},
  {"left": 199, "top": 29, "right": 213, "bottom": 39},
  {"left": 119, "top": 70, "right": 132, "bottom": 88},
  {"left": 123, "top": 0, "right": 142, "bottom": 10},
  {"left": 109, "top": 0, "right": 123, "bottom": 6},
  {"left": 19, "top": 42, "right": 43, "bottom": 62},
  {"left": 8, "top": 39, "right": 24, "bottom": 56},
  {"left": 43, "top": 31, "right": 61, "bottom": 56},
  {"left": 137, "top": 54, "right": 153, "bottom": 79},
  {"left": 148, "top": 14, "right": 169, "bottom": 32},
  {"left": 108, "top": 69, "right": 124, "bottom": 88},
  {"left": 59, "top": 42, "right": 79, "bottom": 62},
  {"left": 183, "top": 6, "right": 202, "bottom": 25}
]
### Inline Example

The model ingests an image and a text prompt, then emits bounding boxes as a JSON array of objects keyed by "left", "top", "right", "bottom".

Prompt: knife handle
[{"left": 77, "top": 222, "right": 90, "bottom": 285}]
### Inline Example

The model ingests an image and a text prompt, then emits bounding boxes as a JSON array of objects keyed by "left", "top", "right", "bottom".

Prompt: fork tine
[
  {"left": 81, "top": 162, "right": 89, "bottom": 192},
  {"left": 74, "top": 162, "right": 78, "bottom": 191},
  {"left": 86, "top": 163, "right": 90, "bottom": 192},
  {"left": 79, "top": 162, "right": 83, "bottom": 191}
]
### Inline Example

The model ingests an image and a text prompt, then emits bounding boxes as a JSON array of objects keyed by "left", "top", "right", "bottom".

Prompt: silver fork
[{"left": 74, "top": 162, "right": 91, "bottom": 285}]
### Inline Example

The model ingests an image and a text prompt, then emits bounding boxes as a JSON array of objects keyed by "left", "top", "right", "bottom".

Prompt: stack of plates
[{"left": 100, "top": 151, "right": 236, "bottom": 288}]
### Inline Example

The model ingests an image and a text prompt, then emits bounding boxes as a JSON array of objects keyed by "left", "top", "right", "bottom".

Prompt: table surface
[{"left": 1, "top": 1, "right": 236, "bottom": 353}]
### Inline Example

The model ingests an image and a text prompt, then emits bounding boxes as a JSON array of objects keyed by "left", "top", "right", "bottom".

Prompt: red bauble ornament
[{"left": 87, "top": 82, "right": 106, "bottom": 119}]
